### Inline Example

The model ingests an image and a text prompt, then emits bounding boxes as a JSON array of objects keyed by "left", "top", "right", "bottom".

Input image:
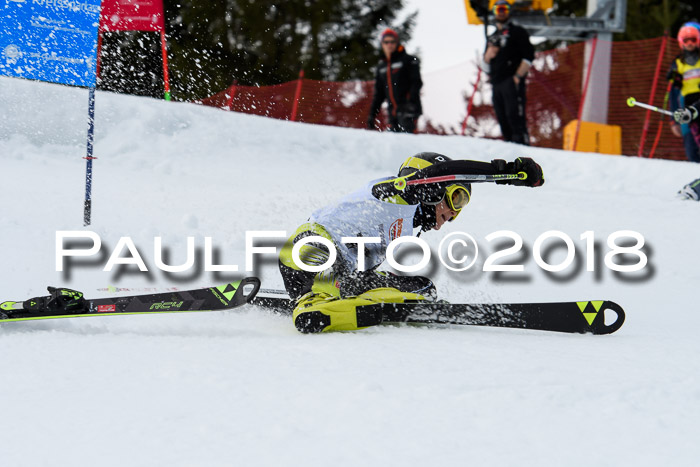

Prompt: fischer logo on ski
[
  {"left": 212, "top": 282, "right": 239, "bottom": 306},
  {"left": 576, "top": 300, "right": 605, "bottom": 325},
  {"left": 97, "top": 305, "right": 116, "bottom": 313}
]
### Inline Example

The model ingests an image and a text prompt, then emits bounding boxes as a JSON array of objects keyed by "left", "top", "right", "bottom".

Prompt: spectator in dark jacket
[
  {"left": 367, "top": 28, "right": 423, "bottom": 133},
  {"left": 481, "top": 0, "right": 535, "bottom": 145}
]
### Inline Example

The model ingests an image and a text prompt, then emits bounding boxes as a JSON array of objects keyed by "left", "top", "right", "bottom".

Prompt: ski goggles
[
  {"left": 493, "top": 3, "right": 510, "bottom": 15},
  {"left": 444, "top": 184, "right": 471, "bottom": 221},
  {"left": 683, "top": 37, "right": 697, "bottom": 44}
]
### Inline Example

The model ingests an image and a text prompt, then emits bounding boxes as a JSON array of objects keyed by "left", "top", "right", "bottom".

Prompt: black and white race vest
[{"left": 309, "top": 177, "right": 418, "bottom": 271}]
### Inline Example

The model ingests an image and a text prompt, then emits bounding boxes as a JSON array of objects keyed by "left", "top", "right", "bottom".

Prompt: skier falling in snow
[
  {"left": 3, "top": 154, "right": 623, "bottom": 334},
  {"left": 278, "top": 153, "right": 545, "bottom": 333}
]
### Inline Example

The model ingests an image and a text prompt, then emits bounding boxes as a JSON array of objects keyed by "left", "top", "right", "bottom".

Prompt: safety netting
[
  {"left": 608, "top": 36, "right": 684, "bottom": 160},
  {"left": 200, "top": 78, "right": 378, "bottom": 129},
  {"left": 200, "top": 36, "right": 688, "bottom": 160}
]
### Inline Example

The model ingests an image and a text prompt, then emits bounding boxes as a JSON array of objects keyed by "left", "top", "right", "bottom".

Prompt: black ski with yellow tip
[
  {"left": 365, "top": 299, "right": 625, "bottom": 335},
  {"left": 0, "top": 278, "right": 260, "bottom": 323},
  {"left": 251, "top": 293, "right": 625, "bottom": 335}
]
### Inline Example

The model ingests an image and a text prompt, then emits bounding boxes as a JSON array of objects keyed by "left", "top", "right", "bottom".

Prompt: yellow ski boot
[{"left": 292, "top": 287, "right": 428, "bottom": 333}]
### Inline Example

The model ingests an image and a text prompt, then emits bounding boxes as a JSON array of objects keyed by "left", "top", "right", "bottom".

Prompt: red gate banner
[{"left": 100, "top": 0, "right": 165, "bottom": 32}]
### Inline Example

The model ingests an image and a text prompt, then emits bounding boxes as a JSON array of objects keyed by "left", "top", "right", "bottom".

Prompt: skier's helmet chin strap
[{"left": 415, "top": 203, "right": 437, "bottom": 235}]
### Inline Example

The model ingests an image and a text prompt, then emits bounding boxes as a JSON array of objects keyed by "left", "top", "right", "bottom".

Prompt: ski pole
[
  {"left": 626, "top": 97, "right": 673, "bottom": 116},
  {"left": 393, "top": 172, "right": 526, "bottom": 191}
]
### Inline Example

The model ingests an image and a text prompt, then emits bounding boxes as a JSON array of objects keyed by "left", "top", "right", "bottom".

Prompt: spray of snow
[{"left": 1, "top": 77, "right": 699, "bottom": 466}]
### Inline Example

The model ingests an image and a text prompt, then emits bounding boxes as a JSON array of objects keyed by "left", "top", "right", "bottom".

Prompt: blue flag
[{"left": 0, "top": 0, "right": 102, "bottom": 87}]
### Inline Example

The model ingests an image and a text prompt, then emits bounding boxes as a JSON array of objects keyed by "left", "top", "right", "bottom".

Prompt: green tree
[
  {"left": 551, "top": 0, "right": 699, "bottom": 41},
  {"left": 98, "top": 31, "right": 165, "bottom": 99},
  {"left": 99, "top": 0, "right": 416, "bottom": 101}
]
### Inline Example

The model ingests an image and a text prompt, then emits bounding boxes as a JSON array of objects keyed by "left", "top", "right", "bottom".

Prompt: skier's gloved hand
[
  {"left": 673, "top": 105, "right": 699, "bottom": 125},
  {"left": 491, "top": 157, "right": 544, "bottom": 187}
]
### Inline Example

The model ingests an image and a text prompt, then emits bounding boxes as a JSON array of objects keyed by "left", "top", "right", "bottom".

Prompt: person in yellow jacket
[
  {"left": 278, "top": 153, "right": 544, "bottom": 333},
  {"left": 668, "top": 23, "right": 700, "bottom": 162}
]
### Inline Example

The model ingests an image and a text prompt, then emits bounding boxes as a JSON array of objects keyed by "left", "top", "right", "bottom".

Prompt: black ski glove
[{"left": 491, "top": 157, "right": 545, "bottom": 187}]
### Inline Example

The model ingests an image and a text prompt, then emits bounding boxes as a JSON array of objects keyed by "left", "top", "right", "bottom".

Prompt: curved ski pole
[{"left": 626, "top": 97, "right": 673, "bottom": 116}]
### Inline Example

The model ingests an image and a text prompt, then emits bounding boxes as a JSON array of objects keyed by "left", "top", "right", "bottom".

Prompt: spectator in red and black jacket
[
  {"left": 367, "top": 28, "right": 423, "bottom": 133},
  {"left": 481, "top": 0, "right": 535, "bottom": 145}
]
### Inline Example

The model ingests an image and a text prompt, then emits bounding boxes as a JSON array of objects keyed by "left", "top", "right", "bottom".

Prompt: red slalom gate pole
[
  {"left": 648, "top": 79, "right": 674, "bottom": 159},
  {"left": 462, "top": 67, "right": 482, "bottom": 136},
  {"left": 637, "top": 34, "right": 668, "bottom": 157},
  {"left": 225, "top": 80, "right": 238, "bottom": 110},
  {"left": 573, "top": 36, "right": 598, "bottom": 152},
  {"left": 648, "top": 119, "right": 664, "bottom": 159},
  {"left": 160, "top": 31, "right": 171, "bottom": 101},
  {"left": 95, "top": 31, "right": 103, "bottom": 81},
  {"left": 291, "top": 69, "right": 304, "bottom": 122}
]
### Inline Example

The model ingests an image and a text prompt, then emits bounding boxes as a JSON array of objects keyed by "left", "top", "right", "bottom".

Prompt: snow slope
[{"left": 1, "top": 77, "right": 699, "bottom": 466}]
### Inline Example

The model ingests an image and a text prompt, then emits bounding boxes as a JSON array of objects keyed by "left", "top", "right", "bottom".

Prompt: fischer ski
[
  {"left": 366, "top": 300, "right": 625, "bottom": 335},
  {"left": 2, "top": 281, "right": 626, "bottom": 334},
  {"left": 0, "top": 278, "right": 261, "bottom": 324},
  {"left": 251, "top": 290, "right": 625, "bottom": 335}
]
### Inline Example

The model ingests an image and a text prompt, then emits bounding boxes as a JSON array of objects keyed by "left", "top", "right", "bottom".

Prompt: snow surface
[{"left": 1, "top": 77, "right": 699, "bottom": 466}]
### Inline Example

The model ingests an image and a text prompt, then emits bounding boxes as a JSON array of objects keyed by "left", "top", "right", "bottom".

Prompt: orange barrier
[{"left": 200, "top": 36, "right": 687, "bottom": 160}]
